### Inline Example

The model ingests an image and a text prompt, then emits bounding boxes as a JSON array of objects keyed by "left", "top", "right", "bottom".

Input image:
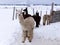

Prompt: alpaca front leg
[
  {"left": 22, "top": 31, "right": 26, "bottom": 43},
  {"left": 28, "top": 30, "right": 33, "bottom": 42},
  {"left": 47, "top": 19, "right": 50, "bottom": 25},
  {"left": 36, "top": 23, "right": 39, "bottom": 27},
  {"left": 22, "top": 36, "right": 26, "bottom": 43},
  {"left": 43, "top": 19, "right": 46, "bottom": 25},
  {"left": 28, "top": 34, "right": 33, "bottom": 42}
]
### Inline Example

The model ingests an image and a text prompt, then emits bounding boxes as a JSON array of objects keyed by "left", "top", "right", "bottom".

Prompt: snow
[{"left": 0, "top": 5, "right": 60, "bottom": 45}]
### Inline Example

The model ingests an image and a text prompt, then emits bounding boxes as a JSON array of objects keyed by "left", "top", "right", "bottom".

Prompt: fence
[{"left": 0, "top": 5, "right": 60, "bottom": 23}]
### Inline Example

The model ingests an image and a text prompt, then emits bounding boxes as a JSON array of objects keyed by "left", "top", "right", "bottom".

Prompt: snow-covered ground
[{"left": 0, "top": 6, "right": 60, "bottom": 45}]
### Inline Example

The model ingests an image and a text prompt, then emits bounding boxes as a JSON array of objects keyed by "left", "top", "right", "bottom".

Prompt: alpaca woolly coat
[
  {"left": 18, "top": 14, "right": 35, "bottom": 31},
  {"left": 43, "top": 14, "right": 52, "bottom": 25},
  {"left": 18, "top": 14, "right": 35, "bottom": 42}
]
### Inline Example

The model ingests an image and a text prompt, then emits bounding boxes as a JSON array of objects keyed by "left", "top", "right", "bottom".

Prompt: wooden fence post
[
  {"left": 46, "top": 11, "right": 47, "bottom": 15},
  {"left": 33, "top": 8, "right": 34, "bottom": 15},
  {"left": 40, "top": 11, "right": 42, "bottom": 16},
  {"left": 12, "top": 6, "right": 15, "bottom": 20},
  {"left": 50, "top": 2, "right": 54, "bottom": 15}
]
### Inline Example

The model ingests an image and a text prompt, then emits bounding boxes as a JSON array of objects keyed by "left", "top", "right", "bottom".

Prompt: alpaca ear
[{"left": 20, "top": 8, "right": 23, "bottom": 14}]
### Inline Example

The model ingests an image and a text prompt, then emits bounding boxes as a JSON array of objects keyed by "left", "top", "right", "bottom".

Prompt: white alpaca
[{"left": 18, "top": 10, "right": 35, "bottom": 43}]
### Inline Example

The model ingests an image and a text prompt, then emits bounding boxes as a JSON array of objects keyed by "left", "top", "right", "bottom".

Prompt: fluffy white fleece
[
  {"left": 18, "top": 14, "right": 35, "bottom": 31},
  {"left": 18, "top": 13, "right": 35, "bottom": 42}
]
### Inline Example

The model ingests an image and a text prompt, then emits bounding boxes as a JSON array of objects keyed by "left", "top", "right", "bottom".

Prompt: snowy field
[{"left": 0, "top": 5, "right": 60, "bottom": 45}]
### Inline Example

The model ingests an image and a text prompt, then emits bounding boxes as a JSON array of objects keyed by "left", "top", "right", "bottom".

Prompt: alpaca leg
[
  {"left": 28, "top": 30, "right": 33, "bottom": 42},
  {"left": 43, "top": 18, "right": 46, "bottom": 25},
  {"left": 28, "top": 35, "right": 33, "bottom": 42},
  {"left": 39, "top": 21, "right": 40, "bottom": 25},
  {"left": 22, "top": 36, "right": 26, "bottom": 43},
  {"left": 22, "top": 31, "right": 26, "bottom": 43},
  {"left": 36, "top": 22, "right": 39, "bottom": 27},
  {"left": 47, "top": 20, "right": 48, "bottom": 25},
  {"left": 47, "top": 19, "right": 50, "bottom": 25},
  {"left": 29, "top": 33, "right": 33, "bottom": 42},
  {"left": 37, "top": 21, "right": 40, "bottom": 27}
]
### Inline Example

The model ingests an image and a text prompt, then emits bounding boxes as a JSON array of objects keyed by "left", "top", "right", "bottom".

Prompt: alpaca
[
  {"left": 43, "top": 2, "right": 55, "bottom": 25},
  {"left": 32, "top": 11, "right": 41, "bottom": 27},
  {"left": 23, "top": 8, "right": 41, "bottom": 27},
  {"left": 22, "top": 12, "right": 31, "bottom": 19},
  {"left": 23, "top": 7, "right": 31, "bottom": 19},
  {"left": 43, "top": 15, "right": 52, "bottom": 25},
  {"left": 43, "top": 11, "right": 55, "bottom": 25},
  {"left": 18, "top": 11, "right": 35, "bottom": 43}
]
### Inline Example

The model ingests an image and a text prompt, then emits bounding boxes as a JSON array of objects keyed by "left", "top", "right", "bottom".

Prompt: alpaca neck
[
  {"left": 19, "top": 15, "right": 24, "bottom": 24},
  {"left": 26, "top": 10, "right": 28, "bottom": 14}
]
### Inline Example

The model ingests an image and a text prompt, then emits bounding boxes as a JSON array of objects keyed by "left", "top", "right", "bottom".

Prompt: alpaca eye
[{"left": 19, "top": 14, "right": 20, "bottom": 16}]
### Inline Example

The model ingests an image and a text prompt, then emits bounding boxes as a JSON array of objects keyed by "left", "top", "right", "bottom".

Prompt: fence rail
[{"left": 0, "top": 4, "right": 60, "bottom": 6}]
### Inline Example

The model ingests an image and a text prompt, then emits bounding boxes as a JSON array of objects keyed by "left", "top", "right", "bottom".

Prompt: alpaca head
[
  {"left": 36, "top": 11, "right": 39, "bottom": 16},
  {"left": 16, "top": 8, "right": 23, "bottom": 16},
  {"left": 23, "top": 7, "right": 28, "bottom": 15},
  {"left": 16, "top": 9, "right": 24, "bottom": 21},
  {"left": 51, "top": 11, "right": 55, "bottom": 16}
]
